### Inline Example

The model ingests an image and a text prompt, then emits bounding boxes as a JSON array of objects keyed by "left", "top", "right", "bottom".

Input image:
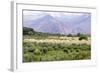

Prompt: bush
[
  {"left": 33, "top": 55, "right": 41, "bottom": 61},
  {"left": 42, "top": 47, "right": 48, "bottom": 54},
  {"left": 34, "top": 49, "right": 41, "bottom": 55},
  {"left": 23, "top": 53, "right": 34, "bottom": 62},
  {"left": 79, "top": 35, "right": 88, "bottom": 40},
  {"left": 63, "top": 49, "right": 68, "bottom": 53},
  {"left": 28, "top": 31, "right": 34, "bottom": 35}
]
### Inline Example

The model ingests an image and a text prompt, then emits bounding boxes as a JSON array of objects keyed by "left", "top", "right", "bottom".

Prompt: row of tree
[{"left": 23, "top": 27, "right": 89, "bottom": 40}]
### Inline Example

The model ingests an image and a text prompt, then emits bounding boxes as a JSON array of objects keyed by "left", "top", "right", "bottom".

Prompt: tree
[
  {"left": 79, "top": 35, "right": 88, "bottom": 40},
  {"left": 28, "top": 31, "right": 33, "bottom": 35},
  {"left": 23, "top": 27, "right": 35, "bottom": 35},
  {"left": 67, "top": 34, "right": 73, "bottom": 37},
  {"left": 77, "top": 33, "right": 81, "bottom": 37}
]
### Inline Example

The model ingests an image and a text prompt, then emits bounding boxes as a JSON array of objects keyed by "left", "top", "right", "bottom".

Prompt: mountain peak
[{"left": 24, "top": 13, "right": 91, "bottom": 35}]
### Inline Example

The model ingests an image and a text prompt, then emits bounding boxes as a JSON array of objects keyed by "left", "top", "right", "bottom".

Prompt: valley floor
[{"left": 23, "top": 36, "right": 91, "bottom": 62}]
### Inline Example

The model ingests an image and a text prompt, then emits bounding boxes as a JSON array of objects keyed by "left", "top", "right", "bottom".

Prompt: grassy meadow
[{"left": 23, "top": 27, "right": 91, "bottom": 62}]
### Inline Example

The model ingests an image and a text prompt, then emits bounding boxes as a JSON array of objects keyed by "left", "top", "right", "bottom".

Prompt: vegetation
[
  {"left": 67, "top": 34, "right": 73, "bottom": 37},
  {"left": 79, "top": 34, "right": 88, "bottom": 40},
  {"left": 23, "top": 27, "right": 91, "bottom": 62},
  {"left": 23, "top": 42, "right": 91, "bottom": 62}
]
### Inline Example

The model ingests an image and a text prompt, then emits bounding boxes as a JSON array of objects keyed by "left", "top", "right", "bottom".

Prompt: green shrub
[
  {"left": 33, "top": 55, "right": 41, "bottom": 61},
  {"left": 42, "top": 47, "right": 48, "bottom": 54},
  {"left": 63, "top": 49, "right": 68, "bottom": 53},
  {"left": 23, "top": 53, "right": 34, "bottom": 62},
  {"left": 23, "top": 42, "right": 91, "bottom": 62},
  {"left": 79, "top": 35, "right": 88, "bottom": 40},
  {"left": 34, "top": 49, "right": 41, "bottom": 55}
]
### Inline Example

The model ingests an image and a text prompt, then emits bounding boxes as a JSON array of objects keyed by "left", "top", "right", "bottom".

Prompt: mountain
[
  {"left": 23, "top": 13, "right": 91, "bottom": 35},
  {"left": 55, "top": 14, "right": 91, "bottom": 34},
  {"left": 24, "top": 15, "right": 69, "bottom": 34}
]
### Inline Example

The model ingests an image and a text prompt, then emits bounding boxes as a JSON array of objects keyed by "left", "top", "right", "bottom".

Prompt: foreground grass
[{"left": 23, "top": 42, "right": 91, "bottom": 62}]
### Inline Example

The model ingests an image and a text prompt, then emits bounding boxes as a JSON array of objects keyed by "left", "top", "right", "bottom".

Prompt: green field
[
  {"left": 23, "top": 42, "right": 91, "bottom": 62},
  {"left": 23, "top": 27, "right": 91, "bottom": 62}
]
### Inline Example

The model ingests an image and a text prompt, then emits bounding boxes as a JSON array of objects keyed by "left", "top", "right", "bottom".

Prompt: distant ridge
[{"left": 23, "top": 13, "right": 91, "bottom": 35}]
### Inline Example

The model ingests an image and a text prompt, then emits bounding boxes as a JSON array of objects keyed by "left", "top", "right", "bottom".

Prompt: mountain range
[{"left": 23, "top": 13, "right": 91, "bottom": 35}]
